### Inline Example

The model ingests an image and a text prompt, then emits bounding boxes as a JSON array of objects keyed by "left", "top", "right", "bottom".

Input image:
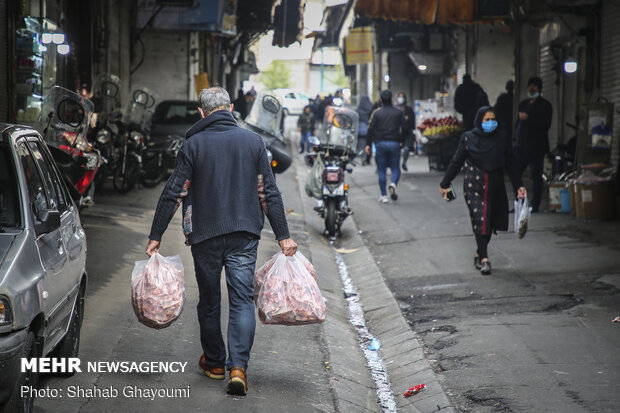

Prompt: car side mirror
[
  {"left": 308, "top": 136, "right": 320, "bottom": 146},
  {"left": 34, "top": 209, "right": 61, "bottom": 235}
]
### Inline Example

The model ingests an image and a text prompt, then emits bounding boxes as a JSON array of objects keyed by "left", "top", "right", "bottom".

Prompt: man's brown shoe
[
  {"left": 198, "top": 355, "right": 225, "bottom": 380},
  {"left": 226, "top": 367, "right": 248, "bottom": 396}
]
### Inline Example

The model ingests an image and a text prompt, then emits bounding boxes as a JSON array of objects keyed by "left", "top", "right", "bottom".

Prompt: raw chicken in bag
[
  {"left": 131, "top": 253, "right": 185, "bottom": 329},
  {"left": 255, "top": 252, "right": 326, "bottom": 325}
]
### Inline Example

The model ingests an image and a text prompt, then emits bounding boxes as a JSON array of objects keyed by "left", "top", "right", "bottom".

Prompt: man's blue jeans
[
  {"left": 300, "top": 131, "right": 312, "bottom": 153},
  {"left": 375, "top": 141, "right": 402, "bottom": 196},
  {"left": 191, "top": 231, "right": 259, "bottom": 371}
]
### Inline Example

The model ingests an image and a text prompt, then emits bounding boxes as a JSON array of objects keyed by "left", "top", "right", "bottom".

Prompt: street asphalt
[{"left": 33, "top": 129, "right": 620, "bottom": 413}]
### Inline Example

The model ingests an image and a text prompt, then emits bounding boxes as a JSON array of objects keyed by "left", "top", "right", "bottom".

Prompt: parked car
[
  {"left": 273, "top": 89, "right": 310, "bottom": 116},
  {"left": 0, "top": 123, "right": 87, "bottom": 412},
  {"left": 148, "top": 100, "right": 200, "bottom": 140}
]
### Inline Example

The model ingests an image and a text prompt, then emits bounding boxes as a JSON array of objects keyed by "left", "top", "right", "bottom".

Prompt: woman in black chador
[{"left": 439, "top": 106, "right": 527, "bottom": 275}]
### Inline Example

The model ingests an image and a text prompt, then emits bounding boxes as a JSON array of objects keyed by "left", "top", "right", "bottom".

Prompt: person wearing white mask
[
  {"left": 513, "top": 77, "right": 552, "bottom": 213},
  {"left": 394, "top": 92, "right": 416, "bottom": 171}
]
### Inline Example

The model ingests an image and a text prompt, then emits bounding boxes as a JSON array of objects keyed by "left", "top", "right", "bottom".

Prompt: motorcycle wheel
[
  {"left": 325, "top": 198, "right": 338, "bottom": 236},
  {"left": 140, "top": 158, "right": 167, "bottom": 188},
  {"left": 95, "top": 163, "right": 108, "bottom": 191},
  {"left": 113, "top": 157, "right": 140, "bottom": 194}
]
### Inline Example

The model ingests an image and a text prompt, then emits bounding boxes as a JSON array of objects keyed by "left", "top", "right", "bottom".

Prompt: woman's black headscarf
[{"left": 466, "top": 106, "right": 509, "bottom": 171}]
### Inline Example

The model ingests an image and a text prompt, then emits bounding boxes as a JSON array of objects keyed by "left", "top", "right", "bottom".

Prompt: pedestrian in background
[
  {"left": 513, "top": 76, "right": 552, "bottom": 213},
  {"left": 365, "top": 90, "right": 407, "bottom": 203},
  {"left": 494, "top": 80, "right": 514, "bottom": 139},
  {"left": 146, "top": 87, "right": 297, "bottom": 396},
  {"left": 297, "top": 105, "right": 315, "bottom": 154},
  {"left": 356, "top": 96, "right": 374, "bottom": 165},
  {"left": 233, "top": 88, "right": 247, "bottom": 119},
  {"left": 455, "top": 74, "right": 489, "bottom": 131},
  {"left": 439, "top": 106, "right": 526, "bottom": 275},
  {"left": 394, "top": 91, "right": 416, "bottom": 171}
]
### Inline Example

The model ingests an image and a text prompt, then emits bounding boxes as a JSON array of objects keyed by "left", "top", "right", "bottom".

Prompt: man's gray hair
[{"left": 199, "top": 87, "right": 231, "bottom": 114}]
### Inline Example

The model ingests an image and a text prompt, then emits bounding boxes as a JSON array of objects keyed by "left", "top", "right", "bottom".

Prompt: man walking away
[
  {"left": 513, "top": 77, "right": 553, "bottom": 212},
  {"left": 495, "top": 80, "right": 514, "bottom": 139},
  {"left": 365, "top": 90, "right": 407, "bottom": 203},
  {"left": 455, "top": 74, "right": 489, "bottom": 131},
  {"left": 146, "top": 87, "right": 297, "bottom": 396},
  {"left": 395, "top": 92, "right": 416, "bottom": 171},
  {"left": 297, "top": 105, "right": 315, "bottom": 153}
]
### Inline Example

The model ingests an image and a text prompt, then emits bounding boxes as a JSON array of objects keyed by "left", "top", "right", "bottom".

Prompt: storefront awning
[{"left": 355, "top": 0, "right": 507, "bottom": 25}]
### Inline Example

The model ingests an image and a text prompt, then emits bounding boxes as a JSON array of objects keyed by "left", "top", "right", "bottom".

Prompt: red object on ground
[{"left": 403, "top": 384, "right": 426, "bottom": 397}]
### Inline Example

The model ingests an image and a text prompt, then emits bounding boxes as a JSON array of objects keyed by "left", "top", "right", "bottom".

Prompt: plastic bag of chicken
[
  {"left": 255, "top": 252, "right": 325, "bottom": 325},
  {"left": 131, "top": 253, "right": 185, "bottom": 329},
  {"left": 254, "top": 251, "right": 317, "bottom": 304}
]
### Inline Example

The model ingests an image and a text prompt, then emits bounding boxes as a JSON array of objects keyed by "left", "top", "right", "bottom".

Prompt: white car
[{"left": 273, "top": 89, "right": 310, "bottom": 116}]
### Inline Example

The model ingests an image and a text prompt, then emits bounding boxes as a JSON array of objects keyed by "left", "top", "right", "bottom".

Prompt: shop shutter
[
  {"left": 0, "top": 0, "right": 9, "bottom": 122},
  {"left": 601, "top": 0, "right": 620, "bottom": 166},
  {"left": 539, "top": 44, "right": 559, "bottom": 150}
]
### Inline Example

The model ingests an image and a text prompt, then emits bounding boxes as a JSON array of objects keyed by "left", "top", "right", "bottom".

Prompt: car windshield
[
  {"left": 0, "top": 145, "right": 21, "bottom": 229},
  {"left": 152, "top": 102, "right": 201, "bottom": 124}
]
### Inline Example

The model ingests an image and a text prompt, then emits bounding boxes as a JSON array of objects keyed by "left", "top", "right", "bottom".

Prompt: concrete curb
[{"left": 293, "top": 158, "right": 456, "bottom": 412}]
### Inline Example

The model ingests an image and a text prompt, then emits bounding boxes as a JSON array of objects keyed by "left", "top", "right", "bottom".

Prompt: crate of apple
[{"left": 417, "top": 116, "right": 462, "bottom": 137}]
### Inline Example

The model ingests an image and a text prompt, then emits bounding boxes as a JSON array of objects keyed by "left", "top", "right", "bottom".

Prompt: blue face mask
[{"left": 481, "top": 120, "right": 498, "bottom": 133}]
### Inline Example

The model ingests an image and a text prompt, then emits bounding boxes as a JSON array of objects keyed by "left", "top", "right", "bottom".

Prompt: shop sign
[{"left": 345, "top": 27, "right": 372, "bottom": 66}]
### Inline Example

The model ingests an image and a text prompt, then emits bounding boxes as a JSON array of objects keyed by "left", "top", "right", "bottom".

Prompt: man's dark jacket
[
  {"left": 516, "top": 96, "right": 553, "bottom": 157},
  {"left": 367, "top": 105, "right": 407, "bottom": 144},
  {"left": 149, "top": 110, "right": 290, "bottom": 245},
  {"left": 455, "top": 79, "right": 489, "bottom": 131},
  {"left": 494, "top": 91, "right": 513, "bottom": 138}
]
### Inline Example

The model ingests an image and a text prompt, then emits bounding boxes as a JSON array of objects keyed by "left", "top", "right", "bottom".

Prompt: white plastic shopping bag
[
  {"left": 254, "top": 251, "right": 325, "bottom": 325},
  {"left": 514, "top": 196, "right": 532, "bottom": 239},
  {"left": 131, "top": 253, "right": 185, "bottom": 329}
]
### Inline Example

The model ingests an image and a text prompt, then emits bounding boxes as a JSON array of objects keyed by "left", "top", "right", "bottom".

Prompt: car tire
[
  {"left": 6, "top": 331, "right": 38, "bottom": 413},
  {"left": 51, "top": 289, "right": 84, "bottom": 377}
]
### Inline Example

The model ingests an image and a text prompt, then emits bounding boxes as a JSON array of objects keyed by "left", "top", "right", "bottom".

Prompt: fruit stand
[{"left": 417, "top": 116, "right": 462, "bottom": 171}]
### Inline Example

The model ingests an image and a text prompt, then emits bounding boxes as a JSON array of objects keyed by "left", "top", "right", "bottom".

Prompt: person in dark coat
[
  {"left": 513, "top": 76, "right": 553, "bottom": 212},
  {"left": 356, "top": 96, "right": 374, "bottom": 165},
  {"left": 439, "top": 106, "right": 526, "bottom": 275},
  {"left": 297, "top": 105, "right": 315, "bottom": 153},
  {"left": 233, "top": 88, "right": 248, "bottom": 119},
  {"left": 365, "top": 90, "right": 407, "bottom": 203},
  {"left": 494, "top": 80, "right": 514, "bottom": 139},
  {"left": 146, "top": 87, "right": 297, "bottom": 396},
  {"left": 455, "top": 74, "right": 489, "bottom": 131},
  {"left": 395, "top": 91, "right": 416, "bottom": 171}
]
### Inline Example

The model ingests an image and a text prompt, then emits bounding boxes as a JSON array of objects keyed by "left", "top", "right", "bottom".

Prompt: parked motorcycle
[
  {"left": 237, "top": 91, "right": 292, "bottom": 176},
  {"left": 304, "top": 106, "right": 358, "bottom": 237},
  {"left": 35, "top": 86, "right": 101, "bottom": 208},
  {"left": 112, "top": 87, "right": 154, "bottom": 193},
  {"left": 140, "top": 133, "right": 184, "bottom": 187},
  {"left": 90, "top": 74, "right": 123, "bottom": 191}
]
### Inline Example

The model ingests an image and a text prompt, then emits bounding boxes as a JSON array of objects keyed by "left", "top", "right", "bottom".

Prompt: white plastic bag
[
  {"left": 255, "top": 251, "right": 325, "bottom": 325},
  {"left": 131, "top": 253, "right": 185, "bottom": 329},
  {"left": 514, "top": 197, "right": 532, "bottom": 239}
]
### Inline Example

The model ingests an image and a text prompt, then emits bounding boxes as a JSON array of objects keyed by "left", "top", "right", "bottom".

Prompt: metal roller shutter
[
  {"left": 0, "top": 0, "right": 9, "bottom": 122},
  {"left": 601, "top": 0, "right": 620, "bottom": 166},
  {"left": 539, "top": 44, "right": 559, "bottom": 150}
]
